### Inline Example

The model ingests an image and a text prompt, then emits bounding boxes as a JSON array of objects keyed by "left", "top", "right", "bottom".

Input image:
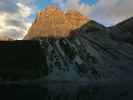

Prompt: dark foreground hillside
[{"left": 0, "top": 40, "right": 47, "bottom": 81}]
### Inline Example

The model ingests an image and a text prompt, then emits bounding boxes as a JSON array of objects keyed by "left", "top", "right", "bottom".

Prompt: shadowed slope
[{"left": 109, "top": 17, "right": 133, "bottom": 44}]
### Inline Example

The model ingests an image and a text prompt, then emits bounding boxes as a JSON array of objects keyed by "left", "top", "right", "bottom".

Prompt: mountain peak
[
  {"left": 24, "top": 5, "right": 89, "bottom": 39},
  {"left": 45, "top": 5, "right": 59, "bottom": 11},
  {"left": 43, "top": 5, "right": 61, "bottom": 14},
  {"left": 65, "top": 9, "right": 82, "bottom": 16}
]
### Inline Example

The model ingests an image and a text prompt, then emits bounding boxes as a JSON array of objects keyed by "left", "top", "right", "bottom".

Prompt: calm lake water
[{"left": 0, "top": 79, "right": 133, "bottom": 100}]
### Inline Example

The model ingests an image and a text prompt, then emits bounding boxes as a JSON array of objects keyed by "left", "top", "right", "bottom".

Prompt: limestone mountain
[
  {"left": 24, "top": 6, "right": 89, "bottom": 39},
  {"left": 27, "top": 17, "right": 133, "bottom": 81}
]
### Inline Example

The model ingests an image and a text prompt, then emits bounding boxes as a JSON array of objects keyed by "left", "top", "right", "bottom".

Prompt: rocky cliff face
[
  {"left": 37, "top": 23, "right": 133, "bottom": 81},
  {"left": 24, "top": 6, "right": 89, "bottom": 39}
]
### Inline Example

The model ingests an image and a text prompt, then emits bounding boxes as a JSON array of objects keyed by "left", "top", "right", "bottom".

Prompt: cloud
[
  {"left": 0, "top": 0, "right": 37, "bottom": 40},
  {"left": 54, "top": 0, "right": 91, "bottom": 16},
  {"left": 0, "top": 0, "right": 18, "bottom": 13},
  {"left": 90, "top": 0, "right": 133, "bottom": 26},
  {"left": 54, "top": 0, "right": 133, "bottom": 26}
]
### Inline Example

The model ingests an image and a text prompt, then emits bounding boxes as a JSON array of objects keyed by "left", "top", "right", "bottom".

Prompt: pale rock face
[
  {"left": 65, "top": 10, "right": 88, "bottom": 29},
  {"left": 24, "top": 6, "right": 89, "bottom": 39}
]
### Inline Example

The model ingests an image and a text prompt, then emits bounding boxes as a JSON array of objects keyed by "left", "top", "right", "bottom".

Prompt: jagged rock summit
[{"left": 24, "top": 5, "right": 89, "bottom": 39}]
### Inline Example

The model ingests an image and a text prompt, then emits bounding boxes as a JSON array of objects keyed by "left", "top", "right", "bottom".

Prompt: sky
[{"left": 0, "top": 0, "right": 133, "bottom": 39}]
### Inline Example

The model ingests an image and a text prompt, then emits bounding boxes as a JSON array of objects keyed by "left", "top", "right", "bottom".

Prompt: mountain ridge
[{"left": 109, "top": 17, "right": 133, "bottom": 44}]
